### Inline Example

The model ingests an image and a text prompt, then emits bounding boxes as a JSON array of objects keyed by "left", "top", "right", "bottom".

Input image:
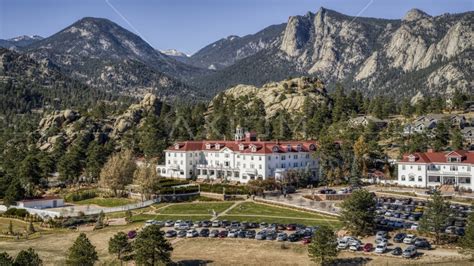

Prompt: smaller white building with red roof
[
  {"left": 397, "top": 149, "right": 474, "bottom": 190},
  {"left": 157, "top": 127, "right": 319, "bottom": 183}
]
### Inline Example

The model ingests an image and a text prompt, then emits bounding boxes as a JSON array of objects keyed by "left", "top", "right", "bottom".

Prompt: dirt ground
[{"left": 0, "top": 226, "right": 471, "bottom": 266}]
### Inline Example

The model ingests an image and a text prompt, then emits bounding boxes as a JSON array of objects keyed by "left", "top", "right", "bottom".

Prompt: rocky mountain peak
[{"left": 403, "top": 8, "right": 431, "bottom": 22}]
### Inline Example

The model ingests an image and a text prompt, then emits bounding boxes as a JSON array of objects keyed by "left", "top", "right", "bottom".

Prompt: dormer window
[
  {"left": 287, "top": 145, "right": 291, "bottom": 152},
  {"left": 272, "top": 146, "right": 279, "bottom": 153},
  {"left": 250, "top": 145, "right": 257, "bottom": 152},
  {"left": 309, "top": 144, "right": 316, "bottom": 151},
  {"left": 215, "top": 144, "right": 220, "bottom": 150},
  {"left": 174, "top": 143, "right": 180, "bottom": 149},
  {"left": 206, "top": 143, "right": 211, "bottom": 150},
  {"left": 239, "top": 144, "right": 245, "bottom": 151},
  {"left": 296, "top": 144, "right": 302, "bottom": 152},
  {"left": 447, "top": 156, "right": 460, "bottom": 163},
  {"left": 408, "top": 155, "right": 416, "bottom": 162}
]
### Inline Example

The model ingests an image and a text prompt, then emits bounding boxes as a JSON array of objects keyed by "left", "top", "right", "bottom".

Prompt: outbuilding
[{"left": 17, "top": 197, "right": 65, "bottom": 209}]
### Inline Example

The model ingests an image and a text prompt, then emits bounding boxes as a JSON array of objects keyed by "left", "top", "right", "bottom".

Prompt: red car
[
  {"left": 286, "top": 224, "right": 296, "bottom": 231},
  {"left": 363, "top": 243, "right": 373, "bottom": 252},
  {"left": 302, "top": 236, "right": 311, "bottom": 244}
]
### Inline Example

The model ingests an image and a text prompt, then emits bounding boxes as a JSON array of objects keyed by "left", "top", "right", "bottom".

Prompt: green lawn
[
  {"left": 0, "top": 218, "right": 29, "bottom": 233},
  {"left": 129, "top": 214, "right": 212, "bottom": 223},
  {"left": 74, "top": 197, "right": 138, "bottom": 207},
  {"left": 157, "top": 202, "right": 234, "bottom": 215},
  {"left": 219, "top": 215, "right": 342, "bottom": 229},
  {"left": 227, "top": 202, "right": 333, "bottom": 219}
]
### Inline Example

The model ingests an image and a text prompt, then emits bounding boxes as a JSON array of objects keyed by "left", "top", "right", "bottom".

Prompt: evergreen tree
[
  {"left": 4, "top": 179, "right": 25, "bottom": 207},
  {"left": 138, "top": 115, "right": 168, "bottom": 160},
  {"left": 108, "top": 232, "right": 132, "bottom": 263},
  {"left": 85, "top": 141, "right": 107, "bottom": 182},
  {"left": 339, "top": 189, "right": 376, "bottom": 236},
  {"left": 0, "top": 252, "right": 13, "bottom": 265},
  {"left": 433, "top": 121, "right": 450, "bottom": 151},
  {"left": 27, "top": 222, "right": 36, "bottom": 234},
  {"left": 419, "top": 190, "right": 451, "bottom": 244},
  {"left": 349, "top": 157, "right": 361, "bottom": 187},
  {"left": 451, "top": 128, "right": 464, "bottom": 150},
  {"left": 14, "top": 248, "right": 42, "bottom": 266},
  {"left": 460, "top": 211, "right": 474, "bottom": 260},
  {"left": 308, "top": 225, "right": 339, "bottom": 265},
  {"left": 66, "top": 233, "right": 98, "bottom": 266},
  {"left": 18, "top": 153, "right": 41, "bottom": 196},
  {"left": 133, "top": 224, "right": 173, "bottom": 265}
]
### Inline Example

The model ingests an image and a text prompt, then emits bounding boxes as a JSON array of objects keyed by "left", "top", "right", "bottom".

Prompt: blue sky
[{"left": 1, "top": 0, "right": 472, "bottom": 55}]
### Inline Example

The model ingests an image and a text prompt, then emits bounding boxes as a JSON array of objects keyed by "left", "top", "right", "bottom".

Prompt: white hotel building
[
  {"left": 157, "top": 127, "right": 319, "bottom": 183},
  {"left": 397, "top": 149, "right": 474, "bottom": 190}
]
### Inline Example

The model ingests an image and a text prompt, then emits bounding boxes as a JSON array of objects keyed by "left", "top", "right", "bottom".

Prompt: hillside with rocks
[
  {"left": 190, "top": 8, "right": 473, "bottom": 100},
  {"left": 208, "top": 76, "right": 330, "bottom": 119},
  {"left": 36, "top": 93, "right": 163, "bottom": 151}
]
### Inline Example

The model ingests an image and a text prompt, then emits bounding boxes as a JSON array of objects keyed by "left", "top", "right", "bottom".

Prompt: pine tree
[
  {"left": 133, "top": 224, "right": 173, "bottom": 265},
  {"left": 451, "top": 128, "right": 464, "bottom": 150},
  {"left": 14, "top": 248, "right": 42, "bottom": 266},
  {"left": 308, "top": 225, "right": 339, "bottom": 265},
  {"left": 0, "top": 252, "right": 13, "bottom": 265},
  {"left": 349, "top": 157, "right": 361, "bottom": 187},
  {"left": 66, "top": 233, "right": 98, "bottom": 266},
  {"left": 419, "top": 190, "right": 451, "bottom": 244},
  {"left": 339, "top": 189, "right": 376, "bottom": 236},
  {"left": 108, "top": 232, "right": 132, "bottom": 263},
  {"left": 460, "top": 211, "right": 474, "bottom": 260},
  {"left": 27, "top": 222, "right": 36, "bottom": 234}
]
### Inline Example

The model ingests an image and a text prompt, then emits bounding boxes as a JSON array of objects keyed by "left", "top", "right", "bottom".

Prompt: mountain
[
  {"left": 0, "top": 35, "right": 43, "bottom": 50},
  {"left": 187, "top": 23, "right": 286, "bottom": 70},
  {"left": 160, "top": 49, "right": 190, "bottom": 63},
  {"left": 192, "top": 8, "right": 473, "bottom": 100},
  {"left": 0, "top": 48, "right": 117, "bottom": 117},
  {"left": 24, "top": 17, "right": 209, "bottom": 100}
]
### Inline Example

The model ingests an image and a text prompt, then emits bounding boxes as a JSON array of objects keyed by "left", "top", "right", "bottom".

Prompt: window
[
  {"left": 237, "top": 155, "right": 240, "bottom": 158},
  {"left": 251, "top": 156, "right": 254, "bottom": 160},
  {"left": 225, "top": 161, "right": 229, "bottom": 167},
  {"left": 281, "top": 163, "right": 286, "bottom": 168},
  {"left": 234, "top": 172, "right": 239, "bottom": 178},
  {"left": 306, "top": 154, "right": 310, "bottom": 159},
  {"left": 293, "top": 162, "right": 298, "bottom": 167},
  {"left": 259, "top": 156, "right": 262, "bottom": 161},
  {"left": 225, "top": 154, "right": 229, "bottom": 158},
  {"left": 418, "top": 176, "right": 422, "bottom": 182},
  {"left": 293, "top": 155, "right": 298, "bottom": 159},
  {"left": 450, "top": 165, "right": 458, "bottom": 171},
  {"left": 250, "top": 164, "right": 254, "bottom": 169},
  {"left": 296, "top": 144, "right": 302, "bottom": 151},
  {"left": 417, "top": 165, "right": 421, "bottom": 171},
  {"left": 410, "top": 166, "right": 413, "bottom": 169},
  {"left": 401, "top": 175, "right": 406, "bottom": 181},
  {"left": 409, "top": 176, "right": 415, "bottom": 182},
  {"left": 287, "top": 145, "right": 291, "bottom": 152},
  {"left": 281, "top": 155, "right": 286, "bottom": 160},
  {"left": 259, "top": 165, "right": 262, "bottom": 169},
  {"left": 402, "top": 165, "right": 405, "bottom": 170}
]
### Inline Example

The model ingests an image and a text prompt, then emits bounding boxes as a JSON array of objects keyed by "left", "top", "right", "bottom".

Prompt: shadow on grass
[
  {"left": 174, "top": 259, "right": 214, "bottom": 265},
  {"left": 327, "top": 257, "right": 372, "bottom": 266}
]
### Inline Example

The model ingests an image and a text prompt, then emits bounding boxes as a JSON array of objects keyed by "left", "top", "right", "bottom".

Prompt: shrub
[
  {"left": 4, "top": 208, "right": 28, "bottom": 218},
  {"left": 65, "top": 190, "right": 97, "bottom": 202}
]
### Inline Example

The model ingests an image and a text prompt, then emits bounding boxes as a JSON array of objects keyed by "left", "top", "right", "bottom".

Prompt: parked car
[
  {"left": 238, "top": 230, "right": 247, "bottom": 238},
  {"left": 199, "top": 228, "right": 210, "bottom": 237},
  {"left": 375, "top": 237, "right": 388, "bottom": 245},
  {"left": 402, "top": 245, "right": 417, "bottom": 258},
  {"left": 288, "top": 233, "right": 299, "bottom": 242},
  {"left": 221, "top": 220, "right": 230, "bottom": 227},
  {"left": 209, "top": 229, "right": 219, "bottom": 238},
  {"left": 414, "top": 238, "right": 431, "bottom": 249},
  {"left": 286, "top": 224, "right": 296, "bottom": 231},
  {"left": 403, "top": 234, "right": 416, "bottom": 244},
  {"left": 361, "top": 243, "right": 372, "bottom": 252},
  {"left": 246, "top": 230, "right": 256, "bottom": 239},
  {"left": 266, "top": 231, "right": 277, "bottom": 240},
  {"left": 177, "top": 230, "right": 187, "bottom": 238},
  {"left": 256, "top": 231, "right": 266, "bottom": 240},
  {"left": 193, "top": 221, "right": 202, "bottom": 228},
  {"left": 393, "top": 233, "right": 406, "bottom": 243},
  {"left": 218, "top": 230, "right": 228, "bottom": 238},
  {"left": 259, "top": 222, "right": 268, "bottom": 228},
  {"left": 228, "top": 229, "right": 239, "bottom": 238},
  {"left": 376, "top": 231, "right": 388, "bottom": 239},
  {"left": 337, "top": 238, "right": 349, "bottom": 250},
  {"left": 186, "top": 229, "right": 198, "bottom": 238},
  {"left": 201, "top": 220, "right": 211, "bottom": 227},
  {"left": 212, "top": 220, "right": 221, "bottom": 227},
  {"left": 277, "top": 232, "right": 288, "bottom": 241},
  {"left": 375, "top": 243, "right": 387, "bottom": 254},
  {"left": 302, "top": 236, "right": 311, "bottom": 244},
  {"left": 127, "top": 230, "right": 137, "bottom": 239},
  {"left": 391, "top": 247, "right": 402, "bottom": 255},
  {"left": 164, "top": 220, "right": 174, "bottom": 227},
  {"left": 349, "top": 242, "right": 361, "bottom": 251},
  {"left": 165, "top": 230, "right": 177, "bottom": 238}
]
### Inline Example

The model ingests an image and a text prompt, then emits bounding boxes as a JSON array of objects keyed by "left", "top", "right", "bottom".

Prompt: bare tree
[
  {"left": 134, "top": 161, "right": 160, "bottom": 201},
  {"left": 99, "top": 150, "right": 136, "bottom": 196}
]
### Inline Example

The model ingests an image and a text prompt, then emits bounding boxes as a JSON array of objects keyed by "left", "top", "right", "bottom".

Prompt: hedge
[
  {"left": 199, "top": 184, "right": 249, "bottom": 195},
  {"left": 4, "top": 208, "right": 28, "bottom": 218},
  {"left": 65, "top": 190, "right": 97, "bottom": 202}
]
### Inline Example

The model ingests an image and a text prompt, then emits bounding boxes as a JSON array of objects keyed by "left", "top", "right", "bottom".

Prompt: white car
[
  {"left": 349, "top": 242, "right": 360, "bottom": 251},
  {"left": 410, "top": 224, "right": 419, "bottom": 231},
  {"left": 212, "top": 220, "right": 220, "bottom": 227},
  {"left": 375, "top": 237, "right": 388, "bottom": 245},
  {"left": 375, "top": 243, "right": 387, "bottom": 254},
  {"left": 403, "top": 234, "right": 416, "bottom": 244},
  {"left": 186, "top": 229, "right": 198, "bottom": 238},
  {"left": 177, "top": 222, "right": 189, "bottom": 230},
  {"left": 337, "top": 239, "right": 349, "bottom": 250},
  {"left": 174, "top": 220, "right": 183, "bottom": 229}
]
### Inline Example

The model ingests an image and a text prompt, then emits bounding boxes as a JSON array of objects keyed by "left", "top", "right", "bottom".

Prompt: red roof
[
  {"left": 400, "top": 150, "right": 474, "bottom": 164},
  {"left": 165, "top": 140, "right": 318, "bottom": 154}
]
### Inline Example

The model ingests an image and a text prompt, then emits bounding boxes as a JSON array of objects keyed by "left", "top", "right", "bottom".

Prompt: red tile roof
[
  {"left": 400, "top": 150, "right": 474, "bottom": 164},
  {"left": 165, "top": 140, "right": 318, "bottom": 154}
]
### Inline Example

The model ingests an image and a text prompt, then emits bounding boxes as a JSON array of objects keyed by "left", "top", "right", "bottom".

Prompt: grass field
[
  {"left": 0, "top": 218, "right": 29, "bottom": 234},
  {"left": 219, "top": 215, "right": 342, "bottom": 228},
  {"left": 157, "top": 202, "right": 234, "bottom": 215},
  {"left": 74, "top": 197, "right": 138, "bottom": 207},
  {"left": 227, "top": 202, "right": 333, "bottom": 219}
]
